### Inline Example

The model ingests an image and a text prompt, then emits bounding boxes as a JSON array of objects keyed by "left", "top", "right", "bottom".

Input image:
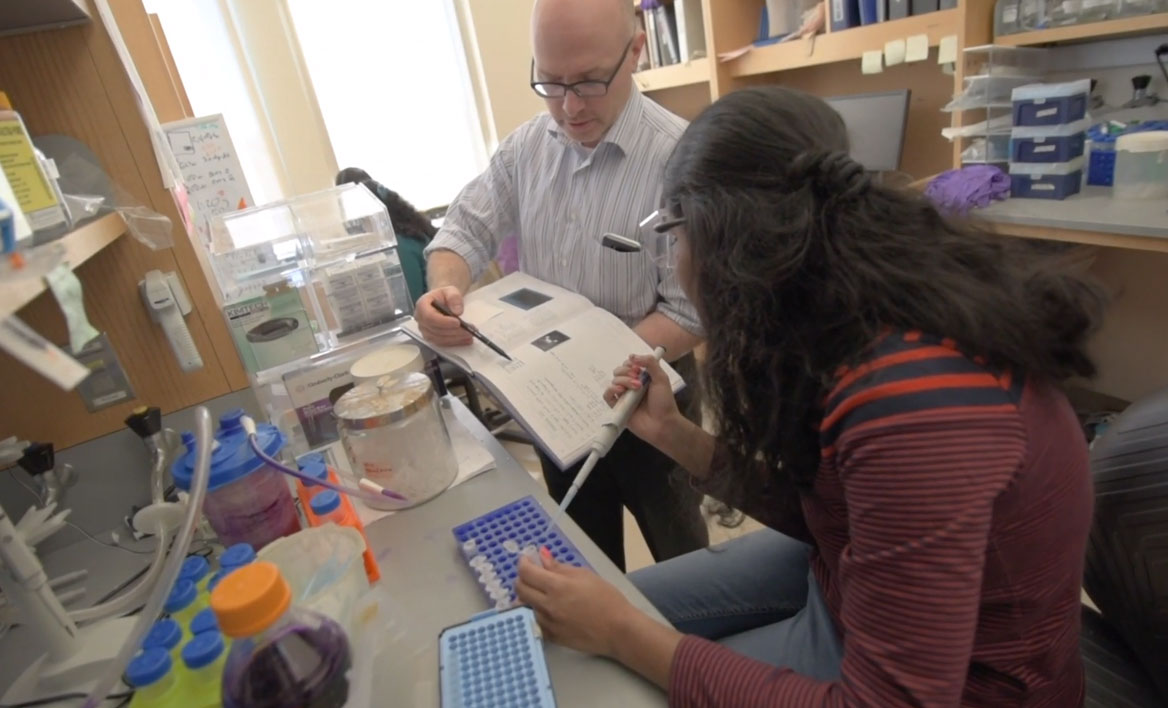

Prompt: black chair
[{"left": 1082, "top": 386, "right": 1168, "bottom": 707}]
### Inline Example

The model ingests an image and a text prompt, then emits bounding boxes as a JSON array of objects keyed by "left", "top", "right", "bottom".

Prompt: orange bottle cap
[{"left": 209, "top": 561, "right": 291, "bottom": 638}]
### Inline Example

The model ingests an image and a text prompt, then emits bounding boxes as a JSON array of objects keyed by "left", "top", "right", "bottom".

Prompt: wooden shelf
[
  {"left": 634, "top": 58, "right": 711, "bottom": 92},
  {"left": 731, "top": 10, "right": 960, "bottom": 77},
  {"left": 994, "top": 12, "right": 1168, "bottom": 46},
  {"left": 0, "top": 0, "right": 89, "bottom": 38},
  {"left": 0, "top": 213, "right": 127, "bottom": 320}
]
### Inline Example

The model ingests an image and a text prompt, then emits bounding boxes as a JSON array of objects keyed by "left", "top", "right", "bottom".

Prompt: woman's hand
[
  {"left": 604, "top": 354, "right": 684, "bottom": 448},
  {"left": 516, "top": 553, "right": 639, "bottom": 658}
]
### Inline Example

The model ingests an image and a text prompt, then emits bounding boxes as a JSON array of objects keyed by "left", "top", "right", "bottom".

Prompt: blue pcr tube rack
[
  {"left": 439, "top": 606, "right": 557, "bottom": 708},
  {"left": 452, "top": 496, "right": 590, "bottom": 608}
]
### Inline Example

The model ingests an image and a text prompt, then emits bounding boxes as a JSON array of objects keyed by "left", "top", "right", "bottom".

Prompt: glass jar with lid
[{"left": 333, "top": 372, "right": 458, "bottom": 510}]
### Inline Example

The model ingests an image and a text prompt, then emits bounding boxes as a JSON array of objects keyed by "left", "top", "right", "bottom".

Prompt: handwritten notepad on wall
[{"left": 162, "top": 114, "right": 254, "bottom": 247}]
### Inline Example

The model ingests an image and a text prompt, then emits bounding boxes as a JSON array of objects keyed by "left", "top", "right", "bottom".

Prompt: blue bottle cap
[
  {"left": 181, "top": 631, "right": 225, "bottom": 670},
  {"left": 170, "top": 409, "right": 285, "bottom": 492},
  {"left": 219, "top": 543, "right": 256, "bottom": 570},
  {"left": 310, "top": 490, "right": 341, "bottom": 516},
  {"left": 299, "top": 460, "right": 329, "bottom": 487},
  {"left": 297, "top": 452, "right": 326, "bottom": 469},
  {"left": 190, "top": 607, "right": 219, "bottom": 636},
  {"left": 126, "top": 648, "right": 172, "bottom": 688},
  {"left": 164, "top": 579, "right": 197, "bottom": 614},
  {"left": 179, "top": 555, "right": 210, "bottom": 584},
  {"left": 206, "top": 570, "right": 225, "bottom": 593},
  {"left": 142, "top": 618, "right": 182, "bottom": 651}
]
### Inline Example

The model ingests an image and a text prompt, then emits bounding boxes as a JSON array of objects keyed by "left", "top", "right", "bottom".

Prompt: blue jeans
[{"left": 629, "top": 528, "right": 845, "bottom": 681}]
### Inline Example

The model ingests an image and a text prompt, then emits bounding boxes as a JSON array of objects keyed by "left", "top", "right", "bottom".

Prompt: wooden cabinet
[{"left": 0, "top": 0, "right": 246, "bottom": 449}]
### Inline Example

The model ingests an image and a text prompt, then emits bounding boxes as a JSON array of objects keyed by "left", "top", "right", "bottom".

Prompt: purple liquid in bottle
[{"left": 221, "top": 610, "right": 351, "bottom": 708}]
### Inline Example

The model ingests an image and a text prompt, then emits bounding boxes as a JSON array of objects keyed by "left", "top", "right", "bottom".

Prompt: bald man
[{"left": 419, "top": 0, "right": 708, "bottom": 570}]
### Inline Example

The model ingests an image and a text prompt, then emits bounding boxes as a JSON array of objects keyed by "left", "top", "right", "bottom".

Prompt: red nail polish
[{"left": 540, "top": 546, "right": 552, "bottom": 564}]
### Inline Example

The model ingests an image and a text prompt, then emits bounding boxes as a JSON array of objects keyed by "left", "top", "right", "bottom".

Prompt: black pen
[{"left": 431, "top": 300, "right": 513, "bottom": 362}]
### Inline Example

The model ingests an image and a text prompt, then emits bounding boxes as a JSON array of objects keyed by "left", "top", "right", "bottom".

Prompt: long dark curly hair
[
  {"left": 335, "top": 167, "right": 436, "bottom": 243},
  {"left": 663, "top": 86, "right": 1106, "bottom": 488}
]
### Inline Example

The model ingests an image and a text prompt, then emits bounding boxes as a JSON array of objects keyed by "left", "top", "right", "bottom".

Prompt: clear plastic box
[
  {"left": 209, "top": 184, "right": 414, "bottom": 374},
  {"left": 250, "top": 328, "right": 415, "bottom": 457},
  {"left": 944, "top": 75, "right": 1041, "bottom": 112},
  {"left": 961, "top": 45, "right": 1047, "bottom": 80}
]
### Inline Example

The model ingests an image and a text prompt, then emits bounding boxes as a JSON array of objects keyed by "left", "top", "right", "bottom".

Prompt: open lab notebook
[{"left": 402, "top": 273, "right": 683, "bottom": 469}]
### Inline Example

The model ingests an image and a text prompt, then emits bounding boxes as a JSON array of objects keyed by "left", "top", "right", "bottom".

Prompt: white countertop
[{"left": 977, "top": 186, "right": 1168, "bottom": 239}]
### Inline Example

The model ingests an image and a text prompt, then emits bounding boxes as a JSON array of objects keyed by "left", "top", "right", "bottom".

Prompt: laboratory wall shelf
[
  {"left": 995, "top": 12, "right": 1168, "bottom": 46},
  {"left": 634, "top": 57, "right": 711, "bottom": 92},
  {"left": 979, "top": 186, "right": 1168, "bottom": 254},
  {"left": 731, "top": 9, "right": 960, "bottom": 77},
  {"left": 0, "top": 212, "right": 127, "bottom": 321}
]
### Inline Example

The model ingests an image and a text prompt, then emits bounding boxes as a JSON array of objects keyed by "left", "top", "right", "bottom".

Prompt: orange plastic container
[{"left": 304, "top": 482, "right": 380, "bottom": 583}]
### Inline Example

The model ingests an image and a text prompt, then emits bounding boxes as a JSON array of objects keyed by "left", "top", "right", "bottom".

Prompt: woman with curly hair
[
  {"left": 516, "top": 86, "right": 1104, "bottom": 706},
  {"left": 335, "top": 167, "right": 435, "bottom": 303}
]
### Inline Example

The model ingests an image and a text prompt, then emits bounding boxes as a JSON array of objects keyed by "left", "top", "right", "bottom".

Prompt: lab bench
[
  {"left": 363, "top": 399, "right": 667, "bottom": 707},
  {"left": 0, "top": 398, "right": 667, "bottom": 707},
  {"left": 977, "top": 186, "right": 1168, "bottom": 253}
]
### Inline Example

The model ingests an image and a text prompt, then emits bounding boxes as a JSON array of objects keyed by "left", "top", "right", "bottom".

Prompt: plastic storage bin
[
  {"left": 212, "top": 561, "right": 352, "bottom": 708},
  {"left": 1012, "top": 132, "right": 1085, "bottom": 162},
  {"left": 944, "top": 74, "right": 1039, "bottom": 112},
  {"left": 1010, "top": 171, "right": 1083, "bottom": 199},
  {"left": 1010, "top": 157, "right": 1085, "bottom": 199},
  {"left": 1087, "top": 121, "right": 1168, "bottom": 186},
  {"left": 209, "top": 183, "right": 414, "bottom": 374},
  {"left": 994, "top": 0, "right": 1022, "bottom": 35},
  {"left": 1114, "top": 131, "right": 1168, "bottom": 200},
  {"left": 962, "top": 135, "right": 1012, "bottom": 164},
  {"left": 1012, "top": 80, "right": 1090, "bottom": 127},
  {"left": 171, "top": 408, "right": 300, "bottom": 551},
  {"left": 962, "top": 45, "right": 1047, "bottom": 79},
  {"left": 1117, "top": 0, "right": 1167, "bottom": 16},
  {"left": 1077, "top": 0, "right": 1120, "bottom": 22}
]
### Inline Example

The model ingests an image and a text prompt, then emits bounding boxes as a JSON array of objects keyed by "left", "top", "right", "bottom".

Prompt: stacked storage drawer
[{"left": 1008, "top": 79, "right": 1090, "bottom": 200}]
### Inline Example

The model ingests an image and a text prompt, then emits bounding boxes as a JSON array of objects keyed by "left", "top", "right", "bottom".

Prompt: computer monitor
[{"left": 823, "top": 90, "right": 911, "bottom": 172}]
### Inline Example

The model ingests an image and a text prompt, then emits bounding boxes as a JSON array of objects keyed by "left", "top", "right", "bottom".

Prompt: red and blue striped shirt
[{"left": 671, "top": 332, "right": 1092, "bottom": 706}]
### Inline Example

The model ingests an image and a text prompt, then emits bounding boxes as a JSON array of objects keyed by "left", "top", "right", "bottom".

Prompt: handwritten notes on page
[{"left": 162, "top": 114, "right": 254, "bottom": 248}]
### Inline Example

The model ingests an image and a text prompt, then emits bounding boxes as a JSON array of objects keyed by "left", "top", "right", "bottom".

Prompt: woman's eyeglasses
[{"left": 638, "top": 209, "right": 682, "bottom": 271}]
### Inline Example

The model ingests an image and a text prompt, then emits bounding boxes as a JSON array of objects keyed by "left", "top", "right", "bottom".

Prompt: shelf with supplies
[
  {"left": 978, "top": 187, "right": 1168, "bottom": 253},
  {"left": 995, "top": 12, "right": 1168, "bottom": 46},
  {"left": 0, "top": 212, "right": 127, "bottom": 321},
  {"left": 634, "top": 57, "right": 711, "bottom": 92},
  {"left": 730, "top": 9, "right": 960, "bottom": 77}
]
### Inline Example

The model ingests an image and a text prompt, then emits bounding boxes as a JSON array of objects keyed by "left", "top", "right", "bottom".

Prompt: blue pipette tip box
[
  {"left": 439, "top": 606, "right": 557, "bottom": 708},
  {"left": 452, "top": 496, "right": 590, "bottom": 608}
]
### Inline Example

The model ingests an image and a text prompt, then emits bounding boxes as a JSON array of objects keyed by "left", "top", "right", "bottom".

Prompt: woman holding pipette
[{"left": 516, "top": 85, "right": 1104, "bottom": 706}]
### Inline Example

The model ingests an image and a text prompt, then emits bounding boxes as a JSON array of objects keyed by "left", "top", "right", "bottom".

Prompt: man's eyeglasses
[{"left": 530, "top": 37, "right": 634, "bottom": 99}]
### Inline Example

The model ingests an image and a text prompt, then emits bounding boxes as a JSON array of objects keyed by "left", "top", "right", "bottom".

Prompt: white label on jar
[
  {"left": 1035, "top": 145, "right": 1056, "bottom": 153},
  {"left": 1036, "top": 107, "right": 1057, "bottom": 117},
  {"left": 1004, "top": 7, "right": 1018, "bottom": 20},
  {"left": 1033, "top": 183, "right": 1055, "bottom": 191}
]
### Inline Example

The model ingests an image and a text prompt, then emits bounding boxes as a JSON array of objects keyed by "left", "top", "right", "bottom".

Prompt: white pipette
[{"left": 549, "top": 347, "right": 666, "bottom": 529}]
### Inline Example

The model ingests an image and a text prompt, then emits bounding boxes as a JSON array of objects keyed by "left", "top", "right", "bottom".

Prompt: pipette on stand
[{"left": 548, "top": 347, "right": 666, "bottom": 530}]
